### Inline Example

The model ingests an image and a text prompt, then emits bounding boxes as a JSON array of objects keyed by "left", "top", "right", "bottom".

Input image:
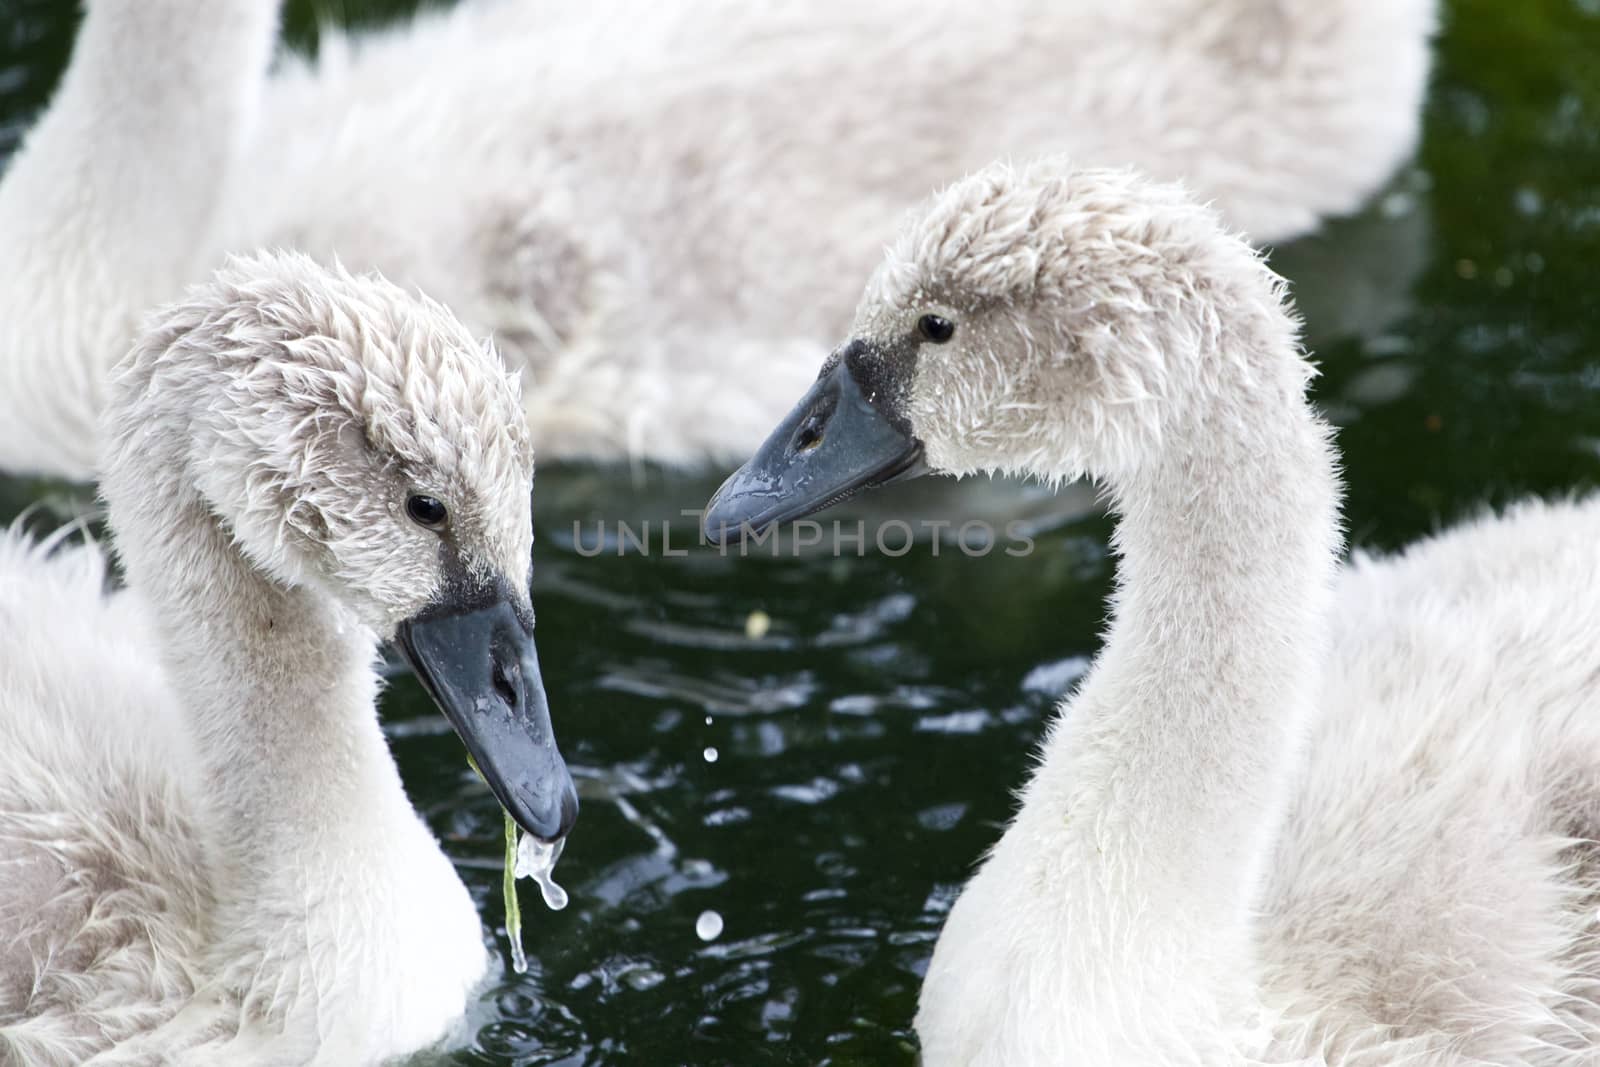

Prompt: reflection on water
[
  {"left": 3, "top": 0, "right": 1598, "bottom": 1063},
  {"left": 382, "top": 523, "right": 1079, "bottom": 1064}
]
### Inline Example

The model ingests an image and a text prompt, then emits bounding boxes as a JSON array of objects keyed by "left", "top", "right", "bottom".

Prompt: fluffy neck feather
[
  {"left": 101, "top": 426, "right": 485, "bottom": 1057},
  {"left": 112, "top": 464, "right": 425, "bottom": 929},
  {"left": 1032, "top": 341, "right": 1340, "bottom": 989},
  {"left": 917, "top": 314, "right": 1343, "bottom": 1062},
  {"left": 1071, "top": 399, "right": 1337, "bottom": 890}
]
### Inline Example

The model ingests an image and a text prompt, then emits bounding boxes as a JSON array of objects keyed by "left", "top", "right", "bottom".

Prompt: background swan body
[
  {"left": 0, "top": 0, "right": 1436, "bottom": 480},
  {"left": 702, "top": 162, "right": 1600, "bottom": 1064},
  {"left": 0, "top": 251, "right": 575, "bottom": 1065}
]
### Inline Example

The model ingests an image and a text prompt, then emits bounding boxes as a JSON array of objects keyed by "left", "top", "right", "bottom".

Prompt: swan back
[{"left": 0, "top": 527, "right": 209, "bottom": 1063}]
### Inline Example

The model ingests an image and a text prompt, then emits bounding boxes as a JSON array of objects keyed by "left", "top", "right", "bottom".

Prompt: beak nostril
[
  {"left": 787, "top": 383, "right": 840, "bottom": 456},
  {"left": 490, "top": 658, "right": 519, "bottom": 709},
  {"left": 793, "top": 417, "right": 826, "bottom": 454}
]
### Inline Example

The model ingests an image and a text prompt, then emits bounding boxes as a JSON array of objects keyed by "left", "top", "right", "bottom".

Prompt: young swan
[
  {"left": 705, "top": 162, "right": 1600, "bottom": 1065},
  {"left": 0, "top": 251, "right": 579, "bottom": 1066},
  {"left": 0, "top": 0, "right": 1437, "bottom": 479}
]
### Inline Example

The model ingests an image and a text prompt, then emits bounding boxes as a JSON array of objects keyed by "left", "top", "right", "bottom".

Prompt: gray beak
[
  {"left": 702, "top": 349, "right": 927, "bottom": 543},
  {"left": 396, "top": 584, "right": 578, "bottom": 843}
]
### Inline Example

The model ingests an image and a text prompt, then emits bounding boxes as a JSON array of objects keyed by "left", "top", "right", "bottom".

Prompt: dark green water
[{"left": 2, "top": 1, "right": 1597, "bottom": 1064}]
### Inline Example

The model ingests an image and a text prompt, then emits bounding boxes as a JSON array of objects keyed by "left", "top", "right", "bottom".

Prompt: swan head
[
  {"left": 703, "top": 160, "right": 1301, "bottom": 536},
  {"left": 104, "top": 250, "right": 578, "bottom": 841}
]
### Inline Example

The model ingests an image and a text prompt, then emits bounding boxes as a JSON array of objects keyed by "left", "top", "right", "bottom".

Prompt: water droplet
[
  {"left": 704, "top": 715, "right": 713, "bottom": 726},
  {"left": 703, "top": 746, "right": 719, "bottom": 763},
  {"left": 515, "top": 833, "right": 570, "bottom": 911},
  {"left": 695, "top": 909, "right": 724, "bottom": 942},
  {"left": 624, "top": 966, "right": 665, "bottom": 991}
]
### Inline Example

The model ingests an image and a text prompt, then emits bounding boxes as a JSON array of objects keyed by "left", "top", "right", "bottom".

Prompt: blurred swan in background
[
  {"left": 0, "top": 251, "right": 577, "bottom": 1065},
  {"left": 702, "top": 161, "right": 1600, "bottom": 1065},
  {"left": 0, "top": 0, "right": 1436, "bottom": 480}
]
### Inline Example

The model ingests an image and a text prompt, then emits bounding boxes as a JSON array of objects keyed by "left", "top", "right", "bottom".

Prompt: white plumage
[
  {"left": 0, "top": 250, "right": 547, "bottom": 1065},
  {"left": 0, "top": 0, "right": 1435, "bottom": 479},
  {"left": 739, "top": 160, "right": 1600, "bottom": 1065}
]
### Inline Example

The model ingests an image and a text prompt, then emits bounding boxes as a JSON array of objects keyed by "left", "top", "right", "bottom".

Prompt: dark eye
[
  {"left": 917, "top": 314, "right": 956, "bottom": 344},
  {"left": 405, "top": 494, "right": 448, "bottom": 530}
]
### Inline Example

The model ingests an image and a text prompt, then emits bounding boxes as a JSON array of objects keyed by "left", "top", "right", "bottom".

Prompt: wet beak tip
[{"left": 397, "top": 592, "right": 577, "bottom": 843}]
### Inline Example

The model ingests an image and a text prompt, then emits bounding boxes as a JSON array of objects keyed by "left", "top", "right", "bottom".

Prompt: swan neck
[
  {"left": 0, "top": 0, "right": 279, "bottom": 320},
  {"left": 111, "top": 472, "right": 410, "bottom": 884},
  {"left": 1045, "top": 368, "right": 1340, "bottom": 926}
]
